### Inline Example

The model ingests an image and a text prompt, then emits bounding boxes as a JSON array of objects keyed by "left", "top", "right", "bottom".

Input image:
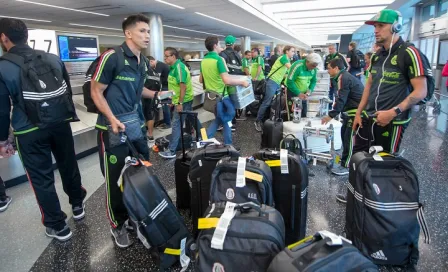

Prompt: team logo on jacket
[
  {"left": 372, "top": 183, "right": 381, "bottom": 195},
  {"left": 371, "top": 250, "right": 388, "bottom": 260},
  {"left": 39, "top": 80, "right": 47, "bottom": 89},
  {"left": 226, "top": 188, "right": 235, "bottom": 200},
  {"left": 212, "top": 262, "right": 225, "bottom": 272},
  {"left": 391, "top": 55, "right": 397, "bottom": 66}
]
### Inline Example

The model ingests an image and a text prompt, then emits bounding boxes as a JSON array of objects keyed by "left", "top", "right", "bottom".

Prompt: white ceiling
[{"left": 0, "top": 0, "right": 309, "bottom": 48}]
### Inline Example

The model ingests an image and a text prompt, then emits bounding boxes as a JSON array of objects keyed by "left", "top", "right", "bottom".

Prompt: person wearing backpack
[
  {"left": 90, "top": 14, "right": 168, "bottom": 248},
  {"left": 346, "top": 42, "right": 364, "bottom": 80},
  {"left": 0, "top": 18, "right": 86, "bottom": 241},
  {"left": 352, "top": 9, "right": 432, "bottom": 156}
]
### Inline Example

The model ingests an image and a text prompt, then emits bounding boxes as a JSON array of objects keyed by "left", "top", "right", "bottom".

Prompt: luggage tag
[
  {"left": 265, "top": 160, "right": 281, "bottom": 167},
  {"left": 280, "top": 149, "right": 289, "bottom": 174},
  {"left": 317, "top": 230, "right": 343, "bottom": 246},
  {"left": 236, "top": 157, "right": 246, "bottom": 188},
  {"left": 180, "top": 238, "right": 190, "bottom": 272},
  {"left": 117, "top": 156, "right": 137, "bottom": 190},
  {"left": 196, "top": 138, "right": 221, "bottom": 149},
  {"left": 211, "top": 202, "right": 237, "bottom": 250}
]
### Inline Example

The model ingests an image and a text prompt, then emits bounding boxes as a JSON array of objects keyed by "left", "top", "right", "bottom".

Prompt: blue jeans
[
  {"left": 257, "top": 79, "right": 279, "bottom": 121},
  {"left": 207, "top": 116, "right": 232, "bottom": 145},
  {"left": 168, "top": 101, "right": 202, "bottom": 152},
  {"left": 162, "top": 104, "right": 171, "bottom": 126}
]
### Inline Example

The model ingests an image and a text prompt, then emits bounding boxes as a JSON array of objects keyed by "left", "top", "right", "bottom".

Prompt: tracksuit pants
[
  {"left": 340, "top": 117, "right": 356, "bottom": 168},
  {"left": 97, "top": 130, "right": 149, "bottom": 229},
  {"left": 15, "top": 123, "right": 86, "bottom": 230},
  {"left": 0, "top": 175, "right": 6, "bottom": 200},
  {"left": 353, "top": 119, "right": 408, "bottom": 155}
]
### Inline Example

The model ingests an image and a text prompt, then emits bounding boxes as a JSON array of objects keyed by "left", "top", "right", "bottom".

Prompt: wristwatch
[
  {"left": 393, "top": 106, "right": 402, "bottom": 116},
  {"left": 177, "top": 102, "right": 183, "bottom": 105}
]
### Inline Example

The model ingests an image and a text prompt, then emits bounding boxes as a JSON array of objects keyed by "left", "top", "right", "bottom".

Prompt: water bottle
[{"left": 292, "top": 97, "right": 302, "bottom": 123}]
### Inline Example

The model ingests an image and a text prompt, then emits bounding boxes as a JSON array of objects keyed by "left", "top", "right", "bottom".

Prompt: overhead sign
[{"left": 28, "top": 29, "right": 58, "bottom": 55}]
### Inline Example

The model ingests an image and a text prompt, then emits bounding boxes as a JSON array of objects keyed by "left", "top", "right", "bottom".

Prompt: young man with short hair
[
  {"left": 242, "top": 50, "right": 252, "bottom": 76},
  {"left": 251, "top": 48, "right": 265, "bottom": 81},
  {"left": 0, "top": 18, "right": 86, "bottom": 241},
  {"left": 200, "top": 36, "right": 249, "bottom": 144},
  {"left": 91, "top": 14, "right": 166, "bottom": 247},
  {"left": 159, "top": 47, "right": 202, "bottom": 159},
  {"left": 325, "top": 44, "right": 349, "bottom": 106},
  {"left": 346, "top": 42, "right": 362, "bottom": 79},
  {"left": 322, "top": 58, "right": 363, "bottom": 179},
  {"left": 149, "top": 56, "right": 171, "bottom": 130}
]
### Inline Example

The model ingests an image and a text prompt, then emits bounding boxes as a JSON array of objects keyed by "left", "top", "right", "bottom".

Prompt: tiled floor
[{"left": 1, "top": 105, "right": 448, "bottom": 272}]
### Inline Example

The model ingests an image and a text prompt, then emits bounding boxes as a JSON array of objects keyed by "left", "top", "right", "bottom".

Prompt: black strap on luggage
[
  {"left": 179, "top": 111, "right": 199, "bottom": 162},
  {"left": 121, "top": 132, "right": 146, "bottom": 163}
]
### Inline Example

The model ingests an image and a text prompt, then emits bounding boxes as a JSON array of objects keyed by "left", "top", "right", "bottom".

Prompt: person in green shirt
[
  {"left": 242, "top": 50, "right": 252, "bottom": 76},
  {"left": 255, "top": 45, "right": 295, "bottom": 131},
  {"left": 286, "top": 53, "right": 321, "bottom": 118},
  {"left": 250, "top": 48, "right": 265, "bottom": 80},
  {"left": 200, "top": 36, "right": 249, "bottom": 145},
  {"left": 159, "top": 47, "right": 202, "bottom": 159}
]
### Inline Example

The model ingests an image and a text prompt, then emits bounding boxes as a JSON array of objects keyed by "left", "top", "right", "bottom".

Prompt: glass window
[
  {"left": 426, "top": 38, "right": 434, "bottom": 65},
  {"left": 438, "top": 0, "right": 448, "bottom": 17},
  {"left": 422, "top": 4, "right": 436, "bottom": 21},
  {"left": 420, "top": 39, "right": 427, "bottom": 54},
  {"left": 433, "top": 37, "right": 439, "bottom": 64}
]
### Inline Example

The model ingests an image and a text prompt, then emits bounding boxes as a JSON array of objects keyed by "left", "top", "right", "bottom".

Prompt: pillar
[
  {"left": 199, "top": 51, "right": 205, "bottom": 58},
  {"left": 143, "top": 13, "right": 164, "bottom": 61},
  {"left": 270, "top": 42, "right": 277, "bottom": 56},
  {"left": 241, "top": 36, "right": 251, "bottom": 53}
]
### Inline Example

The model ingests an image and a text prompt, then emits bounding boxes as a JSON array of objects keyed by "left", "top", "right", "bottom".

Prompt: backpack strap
[
  {"left": 112, "top": 46, "right": 125, "bottom": 75},
  {"left": 0, "top": 53, "right": 26, "bottom": 69},
  {"left": 396, "top": 42, "right": 413, "bottom": 82}
]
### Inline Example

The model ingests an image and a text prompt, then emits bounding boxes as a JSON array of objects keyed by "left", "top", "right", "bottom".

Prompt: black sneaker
[
  {"left": 336, "top": 193, "right": 347, "bottom": 204},
  {"left": 110, "top": 226, "right": 133, "bottom": 248},
  {"left": 0, "top": 196, "right": 12, "bottom": 212},
  {"left": 217, "top": 125, "right": 223, "bottom": 131},
  {"left": 45, "top": 225, "right": 73, "bottom": 242},
  {"left": 72, "top": 203, "right": 85, "bottom": 220},
  {"left": 124, "top": 219, "right": 134, "bottom": 232},
  {"left": 254, "top": 120, "right": 263, "bottom": 132},
  {"left": 231, "top": 126, "right": 236, "bottom": 132}
]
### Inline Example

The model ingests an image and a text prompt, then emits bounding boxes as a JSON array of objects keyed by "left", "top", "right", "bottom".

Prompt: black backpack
[
  {"left": 220, "top": 49, "right": 245, "bottom": 75},
  {"left": 397, "top": 42, "right": 435, "bottom": 104},
  {"left": 351, "top": 50, "right": 365, "bottom": 69},
  {"left": 82, "top": 46, "right": 125, "bottom": 113},
  {"left": 1, "top": 51, "right": 78, "bottom": 128}
]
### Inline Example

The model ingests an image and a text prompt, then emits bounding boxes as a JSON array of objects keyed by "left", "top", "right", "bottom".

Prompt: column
[
  {"left": 270, "top": 42, "right": 276, "bottom": 56},
  {"left": 199, "top": 51, "right": 204, "bottom": 58},
  {"left": 143, "top": 13, "right": 164, "bottom": 62},
  {"left": 409, "top": 7, "right": 420, "bottom": 43},
  {"left": 241, "top": 36, "right": 251, "bottom": 52}
]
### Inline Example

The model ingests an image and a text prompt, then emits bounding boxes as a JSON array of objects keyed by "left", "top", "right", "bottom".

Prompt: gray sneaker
[
  {"left": 336, "top": 193, "right": 347, "bottom": 204},
  {"left": 331, "top": 166, "right": 349, "bottom": 176},
  {"left": 159, "top": 150, "right": 176, "bottom": 159},
  {"left": 110, "top": 226, "right": 133, "bottom": 248},
  {"left": 254, "top": 120, "right": 263, "bottom": 132},
  {"left": 0, "top": 196, "right": 12, "bottom": 212},
  {"left": 72, "top": 203, "right": 86, "bottom": 220},
  {"left": 45, "top": 225, "right": 73, "bottom": 242}
]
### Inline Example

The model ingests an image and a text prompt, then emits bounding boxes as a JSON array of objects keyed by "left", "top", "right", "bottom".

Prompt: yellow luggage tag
[
  {"left": 265, "top": 160, "right": 281, "bottom": 167},
  {"left": 198, "top": 217, "right": 220, "bottom": 229},
  {"left": 164, "top": 248, "right": 181, "bottom": 255},
  {"left": 244, "top": 171, "right": 263, "bottom": 182},
  {"left": 287, "top": 235, "right": 314, "bottom": 249}
]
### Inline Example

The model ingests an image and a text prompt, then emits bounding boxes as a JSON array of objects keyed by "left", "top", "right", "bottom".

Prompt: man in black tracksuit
[
  {"left": 322, "top": 58, "right": 362, "bottom": 178},
  {"left": 0, "top": 18, "right": 86, "bottom": 240},
  {"left": 324, "top": 44, "right": 349, "bottom": 108}
]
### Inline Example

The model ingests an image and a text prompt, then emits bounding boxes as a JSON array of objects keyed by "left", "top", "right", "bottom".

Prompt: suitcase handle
[
  {"left": 121, "top": 132, "right": 146, "bottom": 163},
  {"left": 236, "top": 202, "right": 265, "bottom": 216},
  {"left": 203, "top": 146, "right": 231, "bottom": 159},
  {"left": 179, "top": 111, "right": 199, "bottom": 161}
]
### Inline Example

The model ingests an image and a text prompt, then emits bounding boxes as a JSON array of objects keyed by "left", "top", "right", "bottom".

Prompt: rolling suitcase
[
  {"left": 195, "top": 202, "right": 285, "bottom": 272},
  {"left": 254, "top": 148, "right": 308, "bottom": 244},
  {"left": 189, "top": 144, "right": 240, "bottom": 237},
  {"left": 268, "top": 231, "right": 378, "bottom": 272},
  {"left": 174, "top": 111, "right": 199, "bottom": 209},
  {"left": 261, "top": 91, "right": 284, "bottom": 148},
  {"left": 209, "top": 157, "right": 273, "bottom": 206},
  {"left": 346, "top": 117, "right": 430, "bottom": 267},
  {"left": 280, "top": 134, "right": 305, "bottom": 158},
  {"left": 121, "top": 136, "right": 191, "bottom": 271}
]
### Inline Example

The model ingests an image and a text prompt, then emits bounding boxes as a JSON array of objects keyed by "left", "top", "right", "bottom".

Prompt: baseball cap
[
  {"left": 225, "top": 35, "right": 236, "bottom": 45},
  {"left": 365, "top": 9, "right": 399, "bottom": 25}
]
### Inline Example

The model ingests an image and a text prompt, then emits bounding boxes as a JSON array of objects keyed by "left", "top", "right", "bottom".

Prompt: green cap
[
  {"left": 365, "top": 9, "right": 399, "bottom": 25},
  {"left": 225, "top": 35, "right": 236, "bottom": 45}
]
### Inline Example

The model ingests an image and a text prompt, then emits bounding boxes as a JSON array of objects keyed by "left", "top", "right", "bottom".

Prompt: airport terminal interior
[{"left": 1, "top": 0, "right": 448, "bottom": 271}]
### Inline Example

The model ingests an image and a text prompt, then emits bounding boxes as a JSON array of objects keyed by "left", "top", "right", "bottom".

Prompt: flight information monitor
[{"left": 58, "top": 35, "right": 98, "bottom": 62}]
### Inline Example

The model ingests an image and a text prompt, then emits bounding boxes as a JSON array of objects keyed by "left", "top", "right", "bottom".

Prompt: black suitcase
[
  {"left": 195, "top": 202, "right": 285, "bottom": 272},
  {"left": 189, "top": 144, "right": 240, "bottom": 237},
  {"left": 268, "top": 232, "right": 378, "bottom": 272},
  {"left": 209, "top": 157, "right": 273, "bottom": 206},
  {"left": 174, "top": 111, "right": 199, "bottom": 209},
  {"left": 346, "top": 116, "right": 430, "bottom": 267},
  {"left": 121, "top": 137, "right": 191, "bottom": 271},
  {"left": 254, "top": 148, "right": 308, "bottom": 244},
  {"left": 261, "top": 91, "right": 284, "bottom": 148},
  {"left": 280, "top": 134, "right": 305, "bottom": 158}
]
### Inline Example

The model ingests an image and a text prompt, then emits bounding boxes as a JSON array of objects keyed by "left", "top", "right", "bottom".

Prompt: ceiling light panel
[
  {"left": 265, "top": 0, "right": 394, "bottom": 13},
  {"left": 295, "top": 29, "right": 356, "bottom": 35},
  {"left": 195, "top": 12, "right": 265, "bottom": 35},
  {"left": 0, "top": 15, "right": 51, "bottom": 22},
  {"left": 16, "top": 0, "right": 109, "bottom": 16},
  {"left": 165, "top": 34, "right": 191, "bottom": 39},
  {"left": 163, "top": 25, "right": 225, "bottom": 36},
  {"left": 286, "top": 14, "right": 376, "bottom": 25},
  {"left": 291, "top": 21, "right": 365, "bottom": 28},
  {"left": 294, "top": 25, "right": 360, "bottom": 31},
  {"left": 69, "top": 23, "right": 121, "bottom": 31},
  {"left": 155, "top": 0, "right": 185, "bottom": 10},
  {"left": 165, "top": 39, "right": 198, "bottom": 43},
  {"left": 278, "top": 6, "right": 387, "bottom": 19}
]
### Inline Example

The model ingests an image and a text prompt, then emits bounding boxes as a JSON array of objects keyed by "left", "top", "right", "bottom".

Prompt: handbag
[
  {"left": 106, "top": 110, "right": 144, "bottom": 148},
  {"left": 203, "top": 90, "right": 223, "bottom": 114}
]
